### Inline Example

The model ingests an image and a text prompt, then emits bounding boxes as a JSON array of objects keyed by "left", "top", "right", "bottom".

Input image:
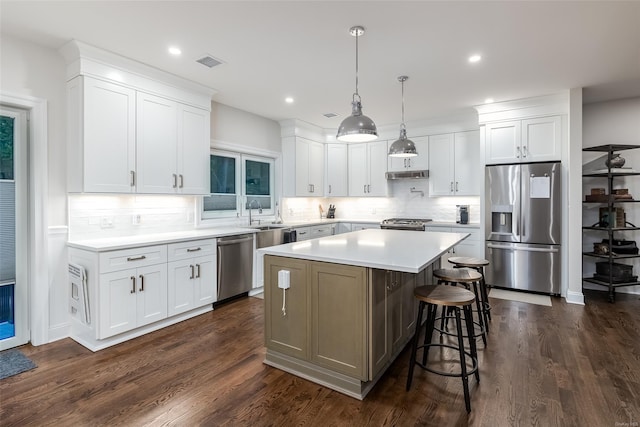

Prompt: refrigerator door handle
[{"left": 487, "top": 243, "right": 558, "bottom": 253}]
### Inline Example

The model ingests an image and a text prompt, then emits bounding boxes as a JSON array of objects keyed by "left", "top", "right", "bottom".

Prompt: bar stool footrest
[{"left": 413, "top": 343, "right": 479, "bottom": 379}]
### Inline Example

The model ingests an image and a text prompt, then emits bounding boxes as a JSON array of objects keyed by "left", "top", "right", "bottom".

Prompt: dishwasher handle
[{"left": 217, "top": 235, "right": 254, "bottom": 246}]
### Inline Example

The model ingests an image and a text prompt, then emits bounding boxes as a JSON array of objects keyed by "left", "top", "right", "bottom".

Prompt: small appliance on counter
[
  {"left": 327, "top": 205, "right": 336, "bottom": 219},
  {"left": 456, "top": 205, "right": 469, "bottom": 224}
]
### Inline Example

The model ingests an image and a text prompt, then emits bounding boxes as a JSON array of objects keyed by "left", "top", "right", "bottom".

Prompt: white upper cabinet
[
  {"left": 325, "top": 143, "right": 348, "bottom": 197},
  {"left": 136, "top": 93, "right": 210, "bottom": 194},
  {"left": 387, "top": 136, "right": 429, "bottom": 172},
  {"left": 63, "top": 42, "right": 213, "bottom": 194},
  {"left": 429, "top": 130, "right": 480, "bottom": 196},
  {"left": 282, "top": 136, "right": 325, "bottom": 197},
  {"left": 68, "top": 76, "right": 137, "bottom": 193},
  {"left": 485, "top": 116, "right": 561, "bottom": 164},
  {"left": 348, "top": 140, "right": 388, "bottom": 197}
]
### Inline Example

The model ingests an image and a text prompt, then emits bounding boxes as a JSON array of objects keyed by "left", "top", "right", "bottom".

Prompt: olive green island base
[{"left": 263, "top": 254, "right": 438, "bottom": 400}]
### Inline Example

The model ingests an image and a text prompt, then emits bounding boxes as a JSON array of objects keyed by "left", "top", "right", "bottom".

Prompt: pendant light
[
  {"left": 336, "top": 26, "right": 378, "bottom": 143},
  {"left": 388, "top": 76, "right": 417, "bottom": 157}
]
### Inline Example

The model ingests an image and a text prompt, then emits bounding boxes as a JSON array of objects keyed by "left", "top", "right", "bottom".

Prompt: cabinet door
[
  {"left": 136, "top": 264, "right": 168, "bottom": 327},
  {"left": 367, "top": 140, "right": 389, "bottom": 197},
  {"left": 177, "top": 104, "right": 210, "bottom": 194},
  {"left": 167, "top": 259, "right": 195, "bottom": 316},
  {"left": 308, "top": 141, "right": 325, "bottom": 195},
  {"left": 348, "top": 143, "right": 368, "bottom": 196},
  {"left": 136, "top": 92, "right": 178, "bottom": 193},
  {"left": 295, "top": 138, "right": 312, "bottom": 196},
  {"left": 326, "top": 144, "right": 348, "bottom": 196},
  {"left": 407, "top": 137, "right": 429, "bottom": 170},
  {"left": 99, "top": 269, "right": 138, "bottom": 339},
  {"left": 485, "top": 121, "right": 521, "bottom": 164},
  {"left": 521, "top": 116, "right": 562, "bottom": 162},
  {"left": 194, "top": 255, "right": 216, "bottom": 306},
  {"left": 429, "top": 133, "right": 455, "bottom": 196},
  {"left": 310, "top": 262, "right": 367, "bottom": 380},
  {"left": 454, "top": 130, "right": 481, "bottom": 196},
  {"left": 264, "top": 256, "right": 309, "bottom": 360},
  {"left": 83, "top": 77, "right": 136, "bottom": 193}
]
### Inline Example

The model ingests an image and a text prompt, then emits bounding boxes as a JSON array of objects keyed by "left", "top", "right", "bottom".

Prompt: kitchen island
[{"left": 258, "top": 228, "right": 469, "bottom": 399}]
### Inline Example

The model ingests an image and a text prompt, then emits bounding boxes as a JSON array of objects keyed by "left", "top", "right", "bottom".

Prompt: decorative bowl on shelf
[{"left": 605, "top": 154, "right": 626, "bottom": 168}]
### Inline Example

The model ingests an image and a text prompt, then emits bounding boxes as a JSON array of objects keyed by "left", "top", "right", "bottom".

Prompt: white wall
[
  {"left": 583, "top": 96, "right": 640, "bottom": 295},
  {"left": 1, "top": 35, "right": 67, "bottom": 226},
  {"left": 210, "top": 102, "right": 281, "bottom": 153}
]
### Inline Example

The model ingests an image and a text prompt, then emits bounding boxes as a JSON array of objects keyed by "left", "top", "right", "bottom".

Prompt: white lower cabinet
[
  {"left": 69, "top": 238, "right": 217, "bottom": 348},
  {"left": 425, "top": 227, "right": 482, "bottom": 265}
]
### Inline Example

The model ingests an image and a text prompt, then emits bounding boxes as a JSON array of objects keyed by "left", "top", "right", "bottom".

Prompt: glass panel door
[{"left": 0, "top": 107, "right": 28, "bottom": 350}]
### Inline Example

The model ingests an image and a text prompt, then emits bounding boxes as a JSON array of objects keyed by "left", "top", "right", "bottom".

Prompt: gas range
[{"left": 380, "top": 218, "right": 433, "bottom": 231}]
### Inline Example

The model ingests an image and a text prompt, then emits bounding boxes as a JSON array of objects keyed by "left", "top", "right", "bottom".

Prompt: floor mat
[
  {"left": 0, "top": 348, "right": 37, "bottom": 380},
  {"left": 489, "top": 288, "right": 552, "bottom": 307}
]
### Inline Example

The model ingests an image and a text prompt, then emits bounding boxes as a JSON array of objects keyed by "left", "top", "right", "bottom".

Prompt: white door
[
  {"left": 0, "top": 107, "right": 29, "bottom": 350},
  {"left": 454, "top": 130, "right": 481, "bottom": 196},
  {"left": 136, "top": 92, "right": 177, "bottom": 193},
  {"left": 429, "top": 133, "right": 454, "bottom": 196},
  {"left": 99, "top": 269, "right": 138, "bottom": 339},
  {"left": 167, "top": 259, "right": 195, "bottom": 316},
  {"left": 178, "top": 104, "right": 210, "bottom": 194},
  {"left": 367, "top": 140, "right": 388, "bottom": 196},
  {"left": 326, "top": 144, "right": 348, "bottom": 196},
  {"left": 348, "top": 143, "right": 368, "bottom": 196},
  {"left": 83, "top": 77, "right": 136, "bottom": 193},
  {"left": 485, "top": 121, "right": 521, "bottom": 164},
  {"left": 522, "top": 116, "right": 562, "bottom": 162},
  {"left": 136, "top": 264, "right": 167, "bottom": 327}
]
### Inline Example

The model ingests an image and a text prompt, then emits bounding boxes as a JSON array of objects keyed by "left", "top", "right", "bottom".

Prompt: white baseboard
[
  {"left": 565, "top": 290, "right": 585, "bottom": 305},
  {"left": 48, "top": 323, "right": 71, "bottom": 343},
  {"left": 249, "top": 287, "right": 264, "bottom": 297}
]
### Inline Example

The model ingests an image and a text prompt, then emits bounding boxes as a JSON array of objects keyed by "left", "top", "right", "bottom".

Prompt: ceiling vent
[
  {"left": 196, "top": 55, "right": 224, "bottom": 68},
  {"left": 324, "top": 113, "right": 339, "bottom": 118}
]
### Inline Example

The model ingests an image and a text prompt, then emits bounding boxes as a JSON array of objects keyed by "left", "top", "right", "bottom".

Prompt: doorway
[{"left": 0, "top": 106, "right": 29, "bottom": 350}]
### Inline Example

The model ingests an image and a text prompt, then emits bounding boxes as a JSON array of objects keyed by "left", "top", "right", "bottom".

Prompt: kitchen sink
[{"left": 254, "top": 226, "right": 291, "bottom": 248}]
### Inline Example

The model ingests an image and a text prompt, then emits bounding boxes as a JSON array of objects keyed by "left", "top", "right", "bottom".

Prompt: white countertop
[
  {"left": 258, "top": 228, "right": 469, "bottom": 273},
  {"left": 67, "top": 228, "right": 257, "bottom": 251}
]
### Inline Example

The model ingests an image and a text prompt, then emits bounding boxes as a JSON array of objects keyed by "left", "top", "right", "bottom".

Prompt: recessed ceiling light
[
  {"left": 485, "top": 98, "right": 494, "bottom": 104},
  {"left": 168, "top": 46, "right": 182, "bottom": 56},
  {"left": 285, "top": 97, "right": 294, "bottom": 104},
  {"left": 468, "top": 54, "right": 482, "bottom": 63}
]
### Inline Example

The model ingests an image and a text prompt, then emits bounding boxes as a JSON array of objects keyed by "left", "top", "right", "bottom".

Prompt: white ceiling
[{"left": 2, "top": 1, "right": 640, "bottom": 129}]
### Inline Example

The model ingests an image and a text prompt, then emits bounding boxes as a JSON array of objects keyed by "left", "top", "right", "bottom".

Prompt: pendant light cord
[
  {"left": 354, "top": 30, "right": 360, "bottom": 102},
  {"left": 401, "top": 78, "right": 405, "bottom": 130}
]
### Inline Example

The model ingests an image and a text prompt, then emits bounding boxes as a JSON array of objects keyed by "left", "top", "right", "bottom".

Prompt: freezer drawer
[{"left": 485, "top": 242, "right": 561, "bottom": 294}]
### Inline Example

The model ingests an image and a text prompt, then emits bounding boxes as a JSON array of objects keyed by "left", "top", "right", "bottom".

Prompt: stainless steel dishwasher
[{"left": 216, "top": 234, "right": 254, "bottom": 302}]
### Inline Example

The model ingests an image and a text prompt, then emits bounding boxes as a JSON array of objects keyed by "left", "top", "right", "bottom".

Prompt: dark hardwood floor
[{"left": 2, "top": 289, "right": 640, "bottom": 426}]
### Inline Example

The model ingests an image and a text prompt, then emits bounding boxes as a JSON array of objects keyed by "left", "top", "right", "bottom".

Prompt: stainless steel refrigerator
[{"left": 485, "top": 162, "right": 561, "bottom": 294}]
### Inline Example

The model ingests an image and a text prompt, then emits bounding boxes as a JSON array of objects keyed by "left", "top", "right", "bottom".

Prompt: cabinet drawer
[
  {"left": 99, "top": 245, "right": 168, "bottom": 273},
  {"left": 295, "top": 226, "right": 312, "bottom": 241},
  {"left": 167, "top": 238, "right": 216, "bottom": 262}
]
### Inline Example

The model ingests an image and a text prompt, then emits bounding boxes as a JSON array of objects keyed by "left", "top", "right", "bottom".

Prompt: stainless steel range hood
[{"left": 385, "top": 170, "right": 429, "bottom": 180}]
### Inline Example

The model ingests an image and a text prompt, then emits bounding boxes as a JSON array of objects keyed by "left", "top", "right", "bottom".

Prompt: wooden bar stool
[
  {"left": 448, "top": 257, "right": 492, "bottom": 331},
  {"left": 433, "top": 268, "right": 487, "bottom": 347},
  {"left": 406, "top": 285, "right": 479, "bottom": 413}
]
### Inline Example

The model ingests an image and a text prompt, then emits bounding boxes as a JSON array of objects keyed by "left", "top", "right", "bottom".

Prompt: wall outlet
[
  {"left": 100, "top": 216, "right": 114, "bottom": 229},
  {"left": 132, "top": 214, "right": 141, "bottom": 225}
]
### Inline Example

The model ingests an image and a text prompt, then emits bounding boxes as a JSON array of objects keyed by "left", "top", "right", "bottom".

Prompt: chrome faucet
[{"left": 248, "top": 199, "right": 263, "bottom": 225}]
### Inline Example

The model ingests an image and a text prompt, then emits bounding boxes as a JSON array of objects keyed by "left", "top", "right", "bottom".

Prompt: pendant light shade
[
  {"left": 337, "top": 26, "right": 378, "bottom": 143},
  {"left": 388, "top": 76, "right": 418, "bottom": 158}
]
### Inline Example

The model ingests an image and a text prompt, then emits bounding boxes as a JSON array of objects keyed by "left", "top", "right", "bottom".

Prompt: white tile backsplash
[{"left": 282, "top": 180, "right": 480, "bottom": 223}]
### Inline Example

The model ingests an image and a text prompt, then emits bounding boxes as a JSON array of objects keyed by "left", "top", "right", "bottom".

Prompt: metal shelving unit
[{"left": 582, "top": 144, "right": 640, "bottom": 302}]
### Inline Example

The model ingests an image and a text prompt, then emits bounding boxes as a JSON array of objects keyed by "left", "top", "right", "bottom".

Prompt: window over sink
[{"left": 201, "top": 150, "right": 274, "bottom": 220}]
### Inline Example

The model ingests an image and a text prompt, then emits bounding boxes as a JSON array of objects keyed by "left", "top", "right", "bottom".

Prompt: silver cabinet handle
[
  {"left": 179, "top": 174, "right": 184, "bottom": 188},
  {"left": 196, "top": 264, "right": 201, "bottom": 278},
  {"left": 311, "top": 184, "right": 315, "bottom": 193},
  {"left": 130, "top": 171, "right": 135, "bottom": 187},
  {"left": 190, "top": 264, "right": 195, "bottom": 279},
  {"left": 130, "top": 276, "right": 136, "bottom": 294},
  {"left": 328, "top": 184, "right": 332, "bottom": 194},
  {"left": 364, "top": 184, "right": 367, "bottom": 194},
  {"left": 450, "top": 182, "right": 454, "bottom": 192},
  {"left": 455, "top": 182, "right": 459, "bottom": 192},
  {"left": 187, "top": 247, "right": 201, "bottom": 252},
  {"left": 367, "top": 184, "right": 371, "bottom": 193},
  {"left": 127, "top": 255, "right": 146, "bottom": 262},
  {"left": 173, "top": 174, "right": 178, "bottom": 188},
  {"left": 522, "top": 146, "right": 527, "bottom": 158},
  {"left": 139, "top": 274, "right": 144, "bottom": 292},
  {"left": 516, "top": 146, "right": 521, "bottom": 158}
]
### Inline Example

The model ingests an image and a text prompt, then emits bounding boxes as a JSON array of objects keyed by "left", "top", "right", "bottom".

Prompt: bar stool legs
[{"left": 407, "top": 285, "right": 479, "bottom": 413}]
